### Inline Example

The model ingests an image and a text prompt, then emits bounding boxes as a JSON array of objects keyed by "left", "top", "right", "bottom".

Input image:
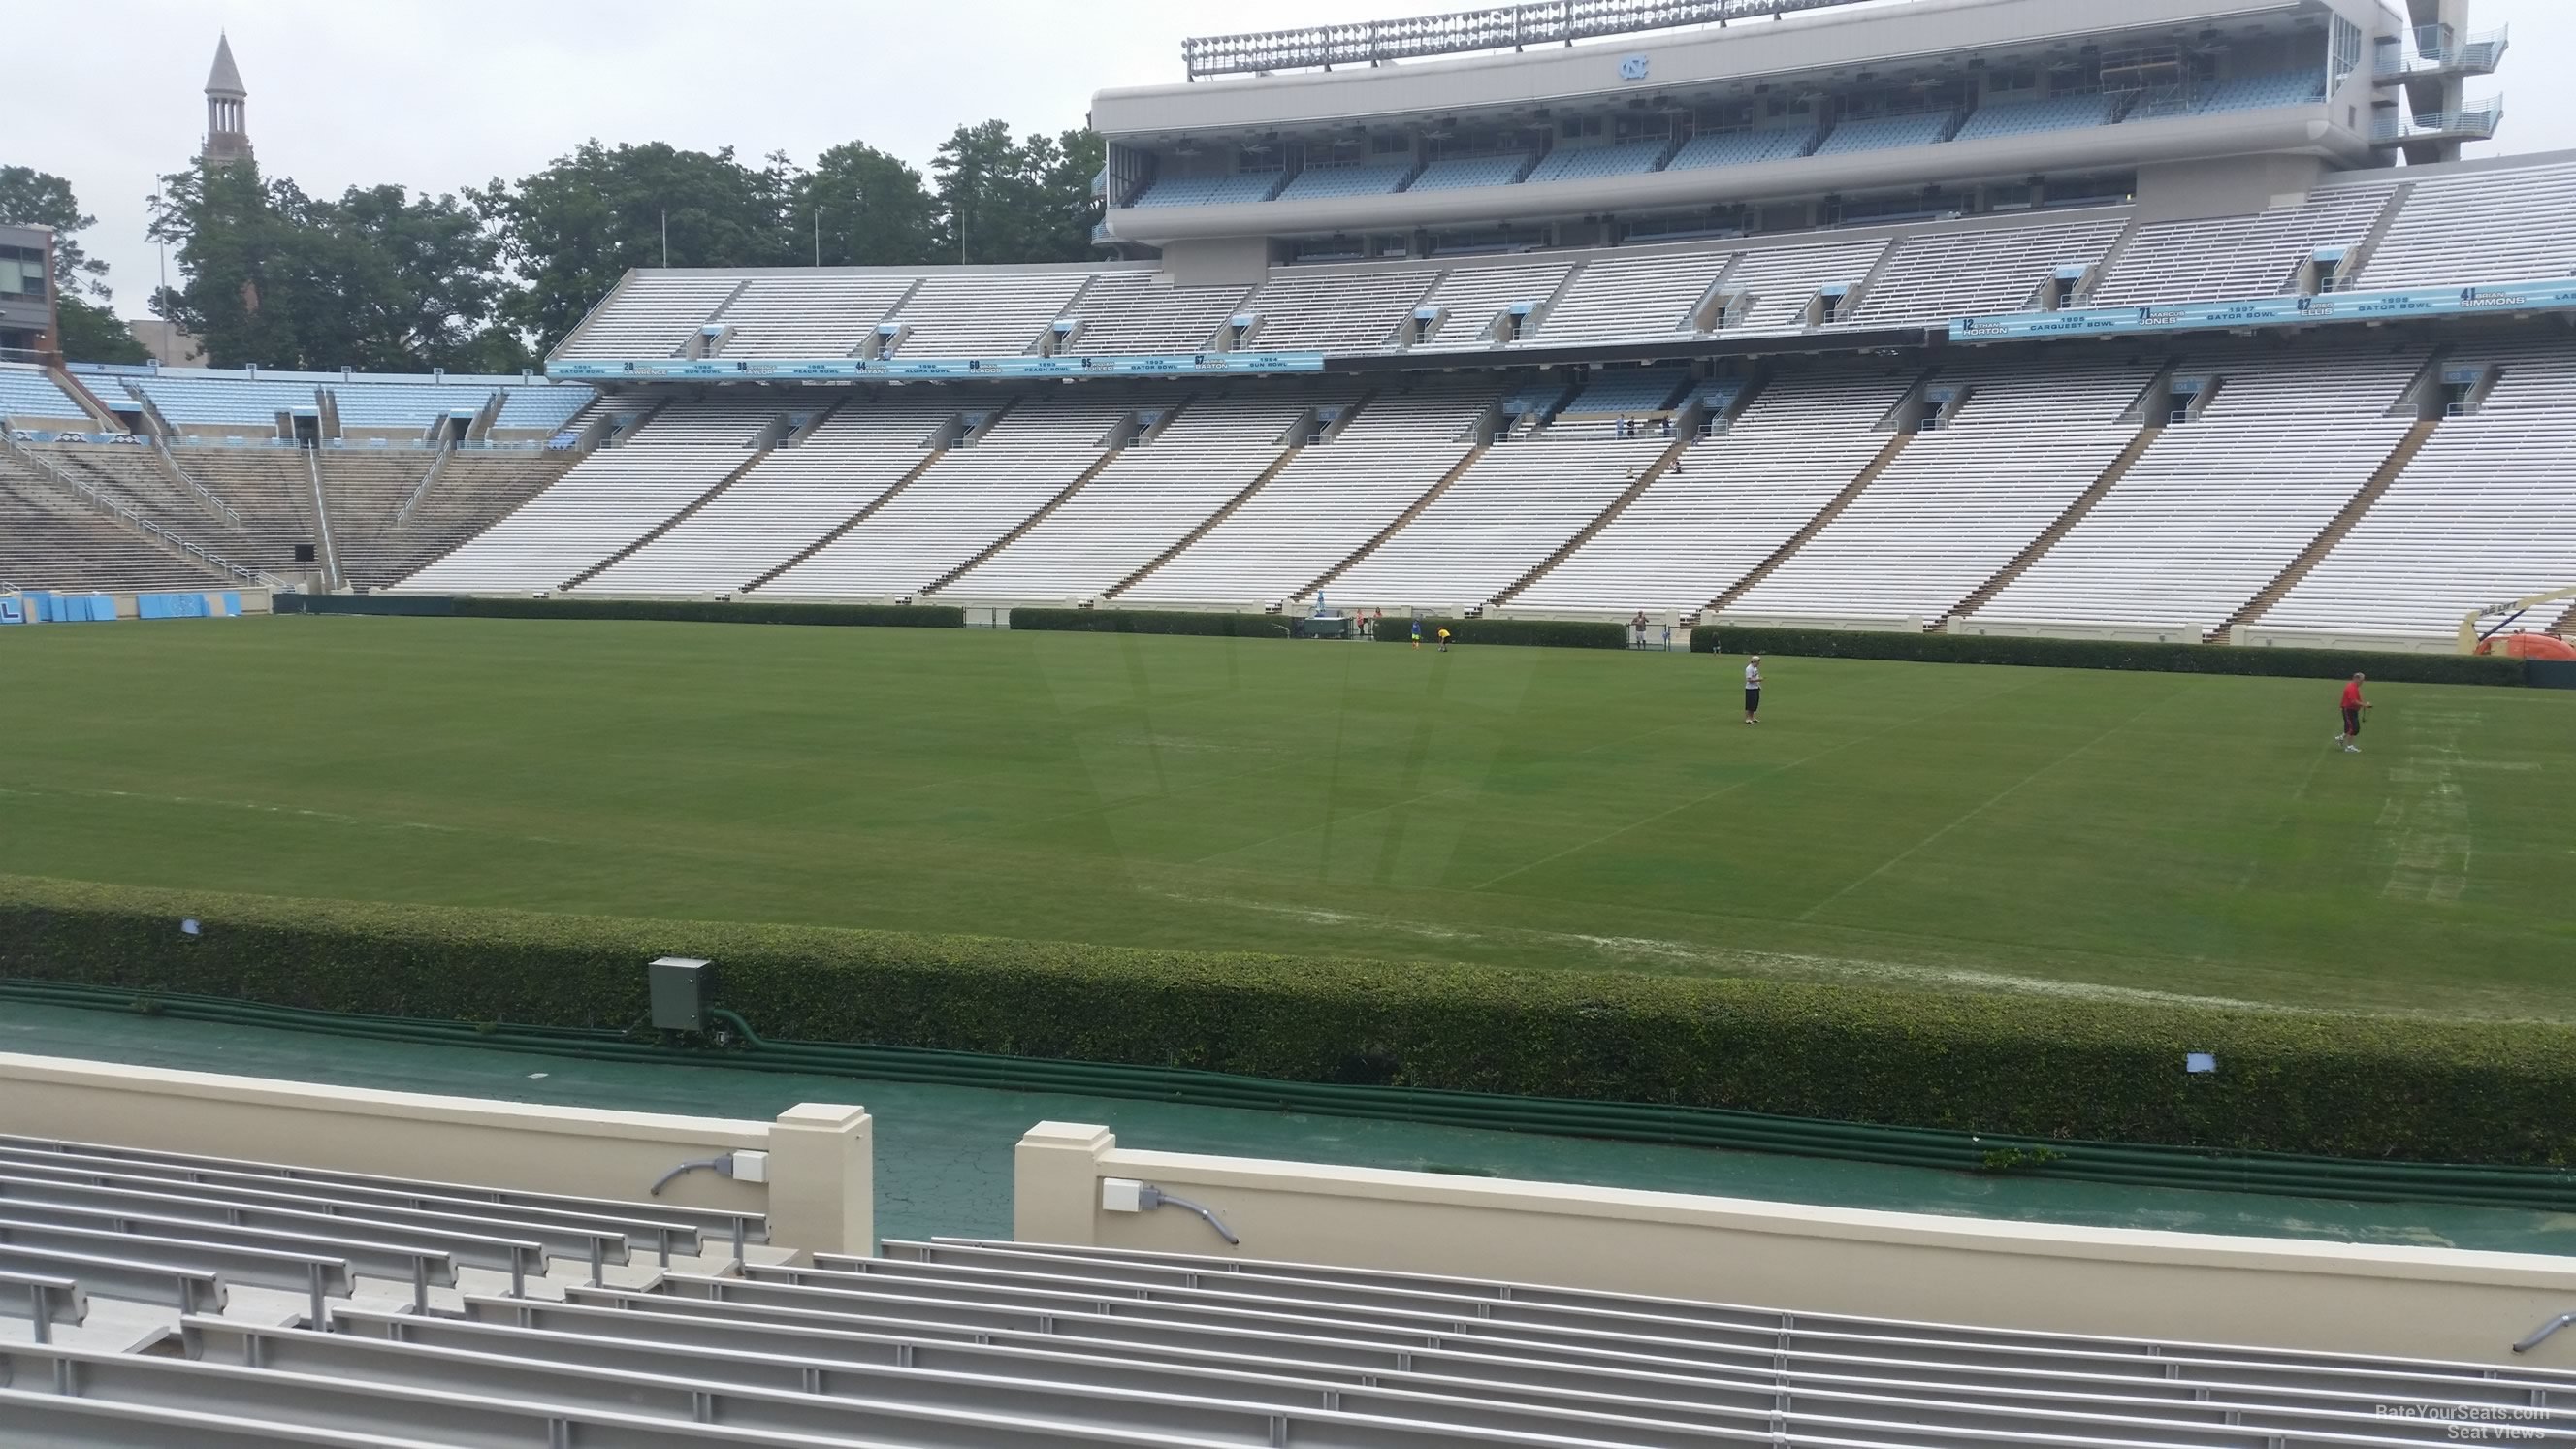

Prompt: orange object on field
[{"left": 2476, "top": 632, "right": 2576, "bottom": 660}]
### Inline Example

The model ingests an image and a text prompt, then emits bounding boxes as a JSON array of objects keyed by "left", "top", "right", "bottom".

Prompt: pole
[
  {"left": 813, "top": 209, "right": 821, "bottom": 267},
  {"left": 660, "top": 208, "right": 669, "bottom": 268}
]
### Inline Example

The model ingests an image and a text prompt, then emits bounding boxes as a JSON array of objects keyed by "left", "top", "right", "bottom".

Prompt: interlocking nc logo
[{"left": 1619, "top": 54, "right": 1650, "bottom": 80}]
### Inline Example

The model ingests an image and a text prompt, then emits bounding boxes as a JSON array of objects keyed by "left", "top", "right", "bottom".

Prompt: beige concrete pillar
[
  {"left": 763, "top": 1103, "right": 872, "bottom": 1258},
  {"left": 1014, "top": 1121, "right": 1114, "bottom": 1246}
]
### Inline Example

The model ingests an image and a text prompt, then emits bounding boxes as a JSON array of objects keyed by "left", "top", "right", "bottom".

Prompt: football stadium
[{"left": 5, "top": 0, "right": 2576, "bottom": 1440}]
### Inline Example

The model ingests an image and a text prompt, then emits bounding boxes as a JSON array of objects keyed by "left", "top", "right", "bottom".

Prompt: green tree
[
  {"left": 793, "top": 142, "right": 938, "bottom": 266},
  {"left": 930, "top": 123, "right": 1104, "bottom": 265},
  {"left": 150, "top": 161, "right": 509, "bottom": 371},
  {"left": 475, "top": 142, "right": 797, "bottom": 356},
  {"left": 0, "top": 164, "right": 150, "bottom": 363}
]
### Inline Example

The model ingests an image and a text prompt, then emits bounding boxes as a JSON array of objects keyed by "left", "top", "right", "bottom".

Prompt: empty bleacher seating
[
  {"left": 759, "top": 394, "right": 1136, "bottom": 598},
  {"left": 0, "top": 460, "right": 230, "bottom": 593},
  {"left": 1523, "top": 138, "right": 1671, "bottom": 185},
  {"left": 1275, "top": 162, "right": 1413, "bottom": 201},
  {"left": 2354, "top": 160, "right": 2576, "bottom": 288},
  {"left": 713, "top": 274, "right": 914, "bottom": 357},
  {"left": 327, "top": 383, "right": 494, "bottom": 431},
  {"left": 1517, "top": 370, "right": 1920, "bottom": 612},
  {"left": 1972, "top": 348, "right": 2429, "bottom": 634},
  {"left": 581, "top": 394, "right": 959, "bottom": 596},
  {"left": 1406, "top": 261, "right": 1574, "bottom": 348},
  {"left": 1729, "top": 359, "right": 2160, "bottom": 624},
  {"left": 1404, "top": 153, "right": 1530, "bottom": 192},
  {"left": 1555, "top": 368, "right": 1691, "bottom": 417},
  {"left": 0, "top": 365, "right": 91, "bottom": 425},
  {"left": 1524, "top": 251, "right": 1729, "bottom": 347},
  {"left": 1846, "top": 216, "right": 2130, "bottom": 324},
  {"left": 1130, "top": 172, "right": 1282, "bottom": 208},
  {"left": 2192, "top": 68, "right": 2329, "bottom": 113},
  {"left": 2258, "top": 347, "right": 2576, "bottom": 642},
  {"left": 120, "top": 373, "right": 318, "bottom": 430},
  {"left": 882, "top": 272, "right": 1089, "bottom": 358},
  {"left": 1238, "top": 267, "right": 1440, "bottom": 352},
  {"left": 1723, "top": 240, "right": 1889, "bottom": 331},
  {"left": 2091, "top": 187, "right": 2397, "bottom": 306},
  {"left": 1332, "top": 431, "right": 1672, "bottom": 607},
  {"left": 398, "top": 398, "right": 777, "bottom": 594},
  {"left": 942, "top": 390, "right": 1332, "bottom": 600},
  {"left": 1952, "top": 92, "right": 2118, "bottom": 143},
  {"left": 492, "top": 382, "right": 596, "bottom": 434},
  {"left": 1814, "top": 112, "right": 1956, "bottom": 156},
  {"left": 554, "top": 274, "right": 740, "bottom": 359},
  {"left": 1665, "top": 127, "right": 1814, "bottom": 171},
  {"left": 1120, "top": 381, "right": 1498, "bottom": 606},
  {"left": 1059, "top": 273, "right": 1248, "bottom": 355}
]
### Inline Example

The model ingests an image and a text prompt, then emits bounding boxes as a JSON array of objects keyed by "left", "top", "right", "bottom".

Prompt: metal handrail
[
  {"left": 0, "top": 433, "right": 282, "bottom": 589},
  {"left": 153, "top": 436, "right": 244, "bottom": 526}
]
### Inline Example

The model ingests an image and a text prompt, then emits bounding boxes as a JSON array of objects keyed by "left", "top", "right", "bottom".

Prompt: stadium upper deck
[{"left": 1091, "top": 0, "right": 2505, "bottom": 276}]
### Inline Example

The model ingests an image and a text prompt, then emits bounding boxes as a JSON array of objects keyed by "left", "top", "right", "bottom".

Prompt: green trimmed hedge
[
  {"left": 4, "top": 874, "right": 2568, "bottom": 1164},
  {"left": 1370, "top": 616, "right": 1629, "bottom": 650},
  {"left": 1691, "top": 626, "right": 2523, "bottom": 686},
  {"left": 282, "top": 595, "right": 963, "bottom": 629},
  {"left": 1009, "top": 608, "right": 1291, "bottom": 637}
]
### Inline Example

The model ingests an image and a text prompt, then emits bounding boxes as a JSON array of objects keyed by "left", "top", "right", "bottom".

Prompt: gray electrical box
[{"left": 648, "top": 957, "right": 713, "bottom": 1033}]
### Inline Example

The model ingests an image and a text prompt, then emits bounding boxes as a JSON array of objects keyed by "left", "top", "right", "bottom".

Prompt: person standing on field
[
  {"left": 2334, "top": 672, "right": 2370, "bottom": 753},
  {"left": 1410, "top": 618, "right": 1422, "bottom": 650},
  {"left": 1631, "top": 611, "right": 1649, "bottom": 649},
  {"left": 1743, "top": 655, "right": 1763, "bottom": 724},
  {"left": 1437, "top": 626, "right": 1453, "bottom": 653}
]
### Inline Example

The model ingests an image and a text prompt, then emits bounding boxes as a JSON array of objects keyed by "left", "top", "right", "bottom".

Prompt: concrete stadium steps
[
  {"left": 0, "top": 460, "right": 234, "bottom": 594},
  {"left": 1490, "top": 431, "right": 1695, "bottom": 605},
  {"left": 1293, "top": 440, "right": 1491, "bottom": 601},
  {"left": 559, "top": 441, "right": 785, "bottom": 592},
  {"left": 1102, "top": 440, "right": 1310, "bottom": 599}
]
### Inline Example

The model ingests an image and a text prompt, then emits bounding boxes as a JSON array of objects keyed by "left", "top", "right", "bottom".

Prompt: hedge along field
[
  {"left": 0, "top": 613, "right": 2570, "bottom": 1026},
  {"left": 6, "top": 874, "right": 2573, "bottom": 1163}
]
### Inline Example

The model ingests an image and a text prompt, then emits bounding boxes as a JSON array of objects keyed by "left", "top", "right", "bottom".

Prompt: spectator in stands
[
  {"left": 1744, "top": 655, "right": 1764, "bottom": 724},
  {"left": 1630, "top": 611, "right": 1649, "bottom": 649},
  {"left": 2335, "top": 673, "right": 2370, "bottom": 753}
]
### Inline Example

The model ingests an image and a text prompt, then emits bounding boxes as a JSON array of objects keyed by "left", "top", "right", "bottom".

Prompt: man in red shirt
[{"left": 2334, "top": 673, "right": 2370, "bottom": 753}]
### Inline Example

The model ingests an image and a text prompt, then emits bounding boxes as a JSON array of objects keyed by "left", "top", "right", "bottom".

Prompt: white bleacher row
[
  {"left": 1723, "top": 239, "right": 1888, "bottom": 331},
  {"left": 760, "top": 394, "right": 1137, "bottom": 597},
  {"left": 2091, "top": 186, "right": 2397, "bottom": 307},
  {"left": 1516, "top": 369, "right": 1920, "bottom": 613},
  {"left": 716, "top": 274, "right": 915, "bottom": 358},
  {"left": 1331, "top": 432, "right": 1674, "bottom": 609},
  {"left": 12, "top": 1193, "right": 2573, "bottom": 1449},
  {"left": 1119, "top": 379, "right": 1500, "bottom": 607},
  {"left": 1064, "top": 273, "right": 1248, "bottom": 355},
  {"left": 1973, "top": 347, "right": 2430, "bottom": 634},
  {"left": 2259, "top": 346, "right": 2576, "bottom": 641},
  {"left": 1410, "top": 260, "right": 1575, "bottom": 347},
  {"left": 0, "top": 363, "right": 90, "bottom": 424},
  {"left": 1731, "top": 358, "right": 2159, "bottom": 624},
  {"left": 397, "top": 399, "right": 775, "bottom": 594},
  {"left": 2353, "top": 160, "right": 2576, "bottom": 289},
  {"left": 943, "top": 389, "right": 1338, "bottom": 601},
  {"left": 1847, "top": 216, "right": 2130, "bottom": 325},
  {"left": 886, "top": 270, "right": 1090, "bottom": 357},
  {"left": 539, "top": 157, "right": 2576, "bottom": 377},
  {"left": 1528, "top": 250, "right": 1729, "bottom": 346},
  {"left": 580, "top": 393, "right": 961, "bottom": 596}
]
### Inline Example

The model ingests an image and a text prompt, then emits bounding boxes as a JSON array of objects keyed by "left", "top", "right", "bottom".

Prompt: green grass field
[{"left": 3, "top": 616, "right": 2569, "bottom": 1021}]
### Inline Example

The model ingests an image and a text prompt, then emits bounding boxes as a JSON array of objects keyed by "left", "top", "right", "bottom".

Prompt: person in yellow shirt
[{"left": 1437, "top": 627, "right": 1452, "bottom": 653}]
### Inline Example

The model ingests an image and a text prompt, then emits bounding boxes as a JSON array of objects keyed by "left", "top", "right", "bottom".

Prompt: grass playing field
[{"left": 2, "top": 615, "right": 2568, "bottom": 1022}]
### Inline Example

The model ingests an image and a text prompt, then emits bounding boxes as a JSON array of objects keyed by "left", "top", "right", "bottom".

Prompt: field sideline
[{"left": 2, "top": 616, "right": 2567, "bottom": 1021}]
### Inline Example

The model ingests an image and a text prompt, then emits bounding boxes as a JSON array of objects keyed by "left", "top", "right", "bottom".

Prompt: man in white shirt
[{"left": 1743, "top": 655, "right": 1763, "bottom": 724}]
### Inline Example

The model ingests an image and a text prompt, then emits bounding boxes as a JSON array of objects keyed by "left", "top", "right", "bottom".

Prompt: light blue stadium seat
[
  {"left": 1406, "top": 154, "right": 1532, "bottom": 192},
  {"left": 1523, "top": 139, "right": 1670, "bottom": 186},
  {"left": 1953, "top": 93, "right": 2116, "bottom": 144},
  {"left": 1500, "top": 380, "right": 1572, "bottom": 417},
  {"left": 1665, "top": 128, "right": 1813, "bottom": 172},
  {"left": 2195, "top": 69, "right": 2328, "bottom": 113},
  {"left": 1131, "top": 173, "right": 1284, "bottom": 208},
  {"left": 1558, "top": 367, "right": 1692, "bottom": 415},
  {"left": 0, "top": 364, "right": 88, "bottom": 422},
  {"left": 128, "top": 375, "right": 321, "bottom": 426},
  {"left": 1275, "top": 163, "right": 1412, "bottom": 202},
  {"left": 495, "top": 385, "right": 595, "bottom": 432},
  {"left": 1813, "top": 113, "right": 1956, "bottom": 157}
]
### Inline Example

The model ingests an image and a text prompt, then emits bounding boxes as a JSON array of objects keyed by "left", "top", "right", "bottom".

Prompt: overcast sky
[{"left": 19, "top": 0, "right": 2564, "bottom": 313}]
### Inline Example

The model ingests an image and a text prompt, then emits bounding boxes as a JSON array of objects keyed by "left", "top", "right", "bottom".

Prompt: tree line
[{"left": 0, "top": 121, "right": 1103, "bottom": 372}]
